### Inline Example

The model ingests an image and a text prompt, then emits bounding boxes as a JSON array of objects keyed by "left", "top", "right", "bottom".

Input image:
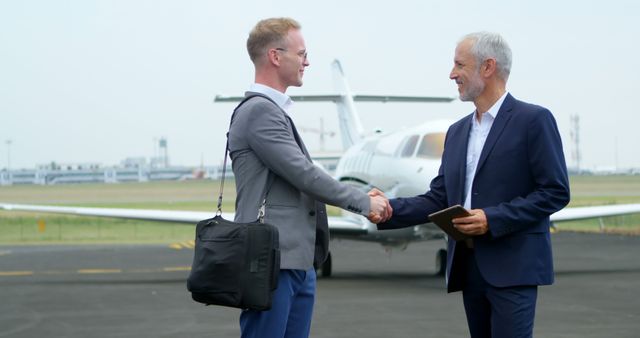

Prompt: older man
[{"left": 377, "top": 32, "right": 570, "bottom": 337}]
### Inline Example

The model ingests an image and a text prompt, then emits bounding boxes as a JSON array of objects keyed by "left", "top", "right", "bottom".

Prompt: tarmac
[{"left": 1, "top": 231, "right": 639, "bottom": 337}]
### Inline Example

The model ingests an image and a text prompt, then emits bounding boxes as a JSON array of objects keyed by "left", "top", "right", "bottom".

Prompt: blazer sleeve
[
  {"left": 484, "top": 108, "right": 571, "bottom": 238},
  {"left": 241, "top": 100, "right": 370, "bottom": 216},
  {"left": 378, "top": 172, "right": 448, "bottom": 229}
]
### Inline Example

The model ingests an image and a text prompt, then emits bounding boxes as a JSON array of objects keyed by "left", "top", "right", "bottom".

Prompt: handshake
[{"left": 367, "top": 188, "right": 393, "bottom": 224}]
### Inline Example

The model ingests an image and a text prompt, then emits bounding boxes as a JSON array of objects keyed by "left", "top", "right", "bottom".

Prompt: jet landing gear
[
  {"left": 317, "top": 251, "right": 332, "bottom": 278},
  {"left": 435, "top": 249, "right": 447, "bottom": 276}
]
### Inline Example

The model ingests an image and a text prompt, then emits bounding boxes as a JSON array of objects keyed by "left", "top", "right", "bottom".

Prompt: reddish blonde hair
[{"left": 247, "top": 17, "right": 301, "bottom": 64}]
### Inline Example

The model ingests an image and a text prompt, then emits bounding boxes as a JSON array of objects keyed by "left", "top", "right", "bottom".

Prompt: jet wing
[
  {"left": 0, "top": 203, "right": 231, "bottom": 224},
  {"left": 550, "top": 203, "right": 640, "bottom": 222},
  {"left": 0, "top": 202, "right": 368, "bottom": 233},
  {"left": 351, "top": 95, "right": 455, "bottom": 103},
  {"left": 214, "top": 94, "right": 456, "bottom": 103},
  {"left": 214, "top": 95, "right": 345, "bottom": 103},
  {"left": 2, "top": 202, "right": 640, "bottom": 232}
]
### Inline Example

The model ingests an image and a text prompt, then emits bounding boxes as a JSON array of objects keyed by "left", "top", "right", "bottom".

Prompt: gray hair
[{"left": 461, "top": 32, "right": 512, "bottom": 80}]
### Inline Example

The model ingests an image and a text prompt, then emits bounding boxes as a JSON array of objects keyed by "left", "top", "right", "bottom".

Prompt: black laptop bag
[{"left": 187, "top": 215, "right": 280, "bottom": 310}]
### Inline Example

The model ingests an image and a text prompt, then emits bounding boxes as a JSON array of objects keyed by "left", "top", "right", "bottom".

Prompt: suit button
[{"left": 309, "top": 211, "right": 316, "bottom": 216}]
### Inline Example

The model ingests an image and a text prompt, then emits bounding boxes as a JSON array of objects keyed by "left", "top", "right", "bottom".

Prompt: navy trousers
[
  {"left": 462, "top": 251, "right": 538, "bottom": 338},
  {"left": 240, "top": 269, "right": 316, "bottom": 338}
]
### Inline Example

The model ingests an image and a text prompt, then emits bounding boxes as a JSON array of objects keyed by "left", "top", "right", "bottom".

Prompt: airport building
[
  {"left": 0, "top": 137, "right": 234, "bottom": 186},
  {"left": 0, "top": 164, "right": 226, "bottom": 186}
]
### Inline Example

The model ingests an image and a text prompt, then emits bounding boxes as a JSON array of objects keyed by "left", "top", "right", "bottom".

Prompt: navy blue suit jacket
[{"left": 379, "top": 94, "right": 570, "bottom": 292}]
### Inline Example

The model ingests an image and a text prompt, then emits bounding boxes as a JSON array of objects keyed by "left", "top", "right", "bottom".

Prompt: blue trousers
[
  {"left": 240, "top": 269, "right": 316, "bottom": 338},
  {"left": 462, "top": 251, "right": 538, "bottom": 338}
]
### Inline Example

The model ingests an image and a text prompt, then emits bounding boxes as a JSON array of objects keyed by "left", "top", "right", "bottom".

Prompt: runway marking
[
  {"left": 163, "top": 266, "right": 191, "bottom": 272},
  {"left": 0, "top": 266, "right": 191, "bottom": 277},
  {"left": 0, "top": 250, "right": 12, "bottom": 256},
  {"left": 169, "top": 240, "right": 195, "bottom": 250},
  {"left": 0, "top": 271, "right": 34, "bottom": 276}
]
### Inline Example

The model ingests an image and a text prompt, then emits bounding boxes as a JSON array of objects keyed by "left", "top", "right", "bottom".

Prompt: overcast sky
[{"left": 1, "top": 0, "right": 638, "bottom": 171}]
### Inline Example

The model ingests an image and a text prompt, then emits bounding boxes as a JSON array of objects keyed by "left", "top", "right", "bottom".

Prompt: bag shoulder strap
[{"left": 216, "top": 94, "right": 277, "bottom": 221}]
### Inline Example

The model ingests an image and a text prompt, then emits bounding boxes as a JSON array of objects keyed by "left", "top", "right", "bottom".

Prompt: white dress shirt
[
  {"left": 248, "top": 83, "right": 293, "bottom": 113},
  {"left": 463, "top": 92, "right": 508, "bottom": 209}
]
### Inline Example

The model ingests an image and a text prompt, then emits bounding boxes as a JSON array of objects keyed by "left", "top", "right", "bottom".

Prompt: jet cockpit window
[
  {"left": 396, "top": 135, "right": 419, "bottom": 158},
  {"left": 416, "top": 132, "right": 446, "bottom": 159}
]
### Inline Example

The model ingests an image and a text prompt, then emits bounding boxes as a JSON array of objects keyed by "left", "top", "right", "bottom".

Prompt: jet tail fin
[{"left": 331, "top": 59, "right": 365, "bottom": 149}]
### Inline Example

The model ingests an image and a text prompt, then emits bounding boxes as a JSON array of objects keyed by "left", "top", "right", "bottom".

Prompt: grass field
[
  {"left": 1, "top": 175, "right": 639, "bottom": 244},
  {"left": 552, "top": 175, "right": 640, "bottom": 233},
  {"left": 0, "top": 180, "right": 229, "bottom": 244}
]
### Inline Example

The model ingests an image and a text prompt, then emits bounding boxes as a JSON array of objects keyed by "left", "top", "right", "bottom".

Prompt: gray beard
[{"left": 459, "top": 79, "right": 484, "bottom": 102}]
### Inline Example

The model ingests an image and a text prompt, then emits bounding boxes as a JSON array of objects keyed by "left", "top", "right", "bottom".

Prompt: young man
[{"left": 229, "top": 17, "right": 391, "bottom": 338}]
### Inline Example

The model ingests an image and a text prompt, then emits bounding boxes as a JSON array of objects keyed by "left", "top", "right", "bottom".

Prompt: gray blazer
[{"left": 228, "top": 93, "right": 370, "bottom": 270}]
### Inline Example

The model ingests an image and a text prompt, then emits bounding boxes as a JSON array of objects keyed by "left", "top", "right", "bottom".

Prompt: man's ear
[
  {"left": 267, "top": 48, "right": 281, "bottom": 67},
  {"left": 481, "top": 58, "right": 497, "bottom": 78}
]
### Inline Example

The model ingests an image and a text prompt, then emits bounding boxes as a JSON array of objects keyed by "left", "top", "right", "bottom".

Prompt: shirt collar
[
  {"left": 248, "top": 83, "right": 292, "bottom": 111},
  {"left": 483, "top": 91, "right": 509, "bottom": 120}
]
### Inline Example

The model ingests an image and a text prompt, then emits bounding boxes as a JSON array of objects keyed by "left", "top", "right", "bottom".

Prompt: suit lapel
[
  {"left": 475, "top": 94, "right": 515, "bottom": 175},
  {"left": 456, "top": 116, "right": 473, "bottom": 204}
]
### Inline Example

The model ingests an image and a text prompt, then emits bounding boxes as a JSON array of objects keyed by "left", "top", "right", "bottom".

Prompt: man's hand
[
  {"left": 367, "top": 188, "right": 393, "bottom": 223},
  {"left": 452, "top": 208, "right": 489, "bottom": 236}
]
